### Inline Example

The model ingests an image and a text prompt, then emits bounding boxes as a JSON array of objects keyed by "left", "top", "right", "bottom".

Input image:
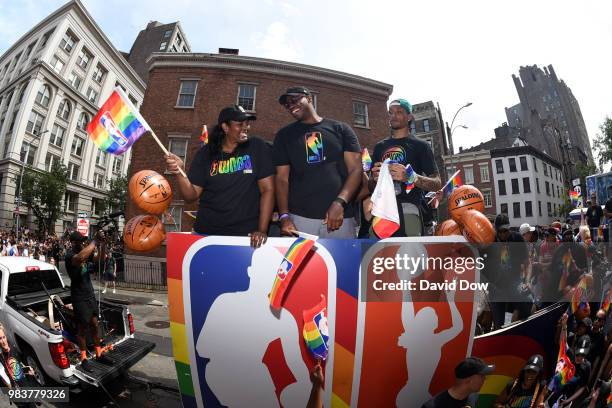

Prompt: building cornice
[
  {"left": 491, "top": 145, "right": 562, "bottom": 169},
  {"left": 147, "top": 53, "right": 393, "bottom": 97}
]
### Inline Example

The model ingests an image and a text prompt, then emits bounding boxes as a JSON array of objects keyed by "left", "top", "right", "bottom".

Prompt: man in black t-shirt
[
  {"left": 273, "top": 87, "right": 362, "bottom": 238},
  {"left": 65, "top": 230, "right": 105, "bottom": 370},
  {"left": 586, "top": 193, "right": 604, "bottom": 228},
  {"left": 421, "top": 357, "right": 494, "bottom": 408},
  {"left": 370, "top": 99, "right": 441, "bottom": 237}
]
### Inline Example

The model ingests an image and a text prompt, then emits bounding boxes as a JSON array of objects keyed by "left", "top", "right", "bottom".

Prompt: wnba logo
[{"left": 382, "top": 146, "right": 406, "bottom": 163}]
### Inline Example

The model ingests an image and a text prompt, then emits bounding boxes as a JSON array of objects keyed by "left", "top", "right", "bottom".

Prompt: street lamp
[
  {"left": 447, "top": 102, "right": 473, "bottom": 155},
  {"left": 452, "top": 124, "right": 468, "bottom": 135}
]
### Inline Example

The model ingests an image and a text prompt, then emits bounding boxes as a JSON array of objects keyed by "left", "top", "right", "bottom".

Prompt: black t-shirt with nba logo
[
  {"left": 188, "top": 136, "right": 274, "bottom": 235},
  {"left": 372, "top": 136, "right": 438, "bottom": 206},
  {"left": 273, "top": 118, "right": 361, "bottom": 219}
]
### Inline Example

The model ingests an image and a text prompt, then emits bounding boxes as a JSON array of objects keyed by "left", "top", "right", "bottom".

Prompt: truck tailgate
[{"left": 74, "top": 338, "right": 155, "bottom": 385}]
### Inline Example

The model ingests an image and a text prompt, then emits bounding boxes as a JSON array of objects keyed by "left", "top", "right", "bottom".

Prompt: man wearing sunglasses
[{"left": 273, "top": 87, "right": 362, "bottom": 238}]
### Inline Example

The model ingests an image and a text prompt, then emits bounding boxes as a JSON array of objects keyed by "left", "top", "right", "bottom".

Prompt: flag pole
[
  {"left": 149, "top": 129, "right": 188, "bottom": 178},
  {"left": 427, "top": 169, "right": 461, "bottom": 205}
]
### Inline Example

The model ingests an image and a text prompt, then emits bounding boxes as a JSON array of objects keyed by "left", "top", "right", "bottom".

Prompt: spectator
[
  {"left": 494, "top": 354, "right": 547, "bottom": 408},
  {"left": 586, "top": 193, "right": 604, "bottom": 229},
  {"left": 421, "top": 357, "right": 494, "bottom": 408},
  {"left": 102, "top": 252, "right": 116, "bottom": 294}
]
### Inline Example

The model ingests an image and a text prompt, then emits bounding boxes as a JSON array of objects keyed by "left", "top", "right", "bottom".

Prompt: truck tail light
[
  {"left": 128, "top": 313, "right": 135, "bottom": 335},
  {"left": 49, "top": 342, "right": 70, "bottom": 369}
]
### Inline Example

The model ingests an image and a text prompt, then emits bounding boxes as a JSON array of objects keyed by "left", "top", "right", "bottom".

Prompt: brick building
[
  {"left": 128, "top": 50, "right": 393, "bottom": 258},
  {"left": 411, "top": 101, "right": 449, "bottom": 185}
]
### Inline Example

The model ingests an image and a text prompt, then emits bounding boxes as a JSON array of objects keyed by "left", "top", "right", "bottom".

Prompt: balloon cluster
[
  {"left": 435, "top": 185, "right": 495, "bottom": 244},
  {"left": 123, "top": 170, "right": 172, "bottom": 252}
]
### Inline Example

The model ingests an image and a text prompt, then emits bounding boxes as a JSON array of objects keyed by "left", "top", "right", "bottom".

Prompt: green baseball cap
[{"left": 389, "top": 98, "right": 412, "bottom": 114}]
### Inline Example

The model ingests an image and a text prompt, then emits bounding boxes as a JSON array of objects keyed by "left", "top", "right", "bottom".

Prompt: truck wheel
[{"left": 23, "top": 349, "right": 53, "bottom": 387}]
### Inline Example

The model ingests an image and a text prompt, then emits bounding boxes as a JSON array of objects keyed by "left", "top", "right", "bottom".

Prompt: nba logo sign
[
  {"left": 276, "top": 258, "right": 293, "bottom": 280},
  {"left": 100, "top": 111, "right": 129, "bottom": 147},
  {"left": 305, "top": 132, "right": 324, "bottom": 163}
]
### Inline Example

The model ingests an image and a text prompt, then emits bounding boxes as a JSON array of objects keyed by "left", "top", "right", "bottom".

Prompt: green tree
[
  {"left": 16, "top": 162, "right": 68, "bottom": 233},
  {"left": 575, "top": 162, "right": 598, "bottom": 180},
  {"left": 593, "top": 117, "right": 612, "bottom": 169},
  {"left": 104, "top": 175, "right": 128, "bottom": 215}
]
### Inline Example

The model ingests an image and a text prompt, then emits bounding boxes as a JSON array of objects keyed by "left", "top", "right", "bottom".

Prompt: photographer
[{"left": 65, "top": 230, "right": 107, "bottom": 371}]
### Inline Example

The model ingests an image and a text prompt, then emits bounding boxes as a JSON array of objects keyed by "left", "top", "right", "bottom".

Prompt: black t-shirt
[
  {"left": 188, "top": 137, "right": 274, "bottom": 235},
  {"left": 421, "top": 390, "right": 478, "bottom": 408},
  {"left": 502, "top": 379, "right": 546, "bottom": 407},
  {"left": 481, "top": 232, "right": 528, "bottom": 295},
  {"left": 546, "top": 243, "right": 588, "bottom": 300},
  {"left": 586, "top": 205, "right": 604, "bottom": 228},
  {"left": 65, "top": 250, "right": 95, "bottom": 302},
  {"left": 562, "top": 360, "right": 591, "bottom": 396},
  {"left": 273, "top": 118, "right": 361, "bottom": 219},
  {"left": 372, "top": 136, "right": 438, "bottom": 207}
]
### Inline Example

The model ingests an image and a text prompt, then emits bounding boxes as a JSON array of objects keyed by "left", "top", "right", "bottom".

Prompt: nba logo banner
[{"left": 167, "top": 234, "right": 479, "bottom": 408}]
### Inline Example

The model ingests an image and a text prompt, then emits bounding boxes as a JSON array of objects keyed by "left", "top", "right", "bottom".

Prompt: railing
[{"left": 115, "top": 256, "right": 167, "bottom": 291}]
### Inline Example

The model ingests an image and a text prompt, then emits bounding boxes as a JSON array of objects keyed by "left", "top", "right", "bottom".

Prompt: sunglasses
[{"left": 283, "top": 95, "right": 306, "bottom": 107}]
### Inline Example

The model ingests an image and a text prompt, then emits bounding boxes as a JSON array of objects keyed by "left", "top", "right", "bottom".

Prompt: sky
[{"left": 1, "top": 0, "right": 610, "bottom": 154}]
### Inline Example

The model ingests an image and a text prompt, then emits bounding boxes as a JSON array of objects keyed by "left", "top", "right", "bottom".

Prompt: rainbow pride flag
[
  {"left": 303, "top": 295, "right": 329, "bottom": 360},
  {"left": 361, "top": 148, "right": 372, "bottom": 172},
  {"left": 404, "top": 164, "right": 416, "bottom": 193},
  {"left": 549, "top": 333, "right": 576, "bottom": 392},
  {"left": 570, "top": 190, "right": 582, "bottom": 208},
  {"left": 371, "top": 160, "right": 400, "bottom": 238},
  {"left": 87, "top": 88, "right": 150, "bottom": 155},
  {"left": 570, "top": 274, "right": 589, "bottom": 315},
  {"left": 442, "top": 170, "right": 463, "bottom": 198},
  {"left": 602, "top": 288, "right": 612, "bottom": 314},
  {"left": 269, "top": 237, "right": 315, "bottom": 309},
  {"left": 200, "top": 124, "right": 208, "bottom": 146}
]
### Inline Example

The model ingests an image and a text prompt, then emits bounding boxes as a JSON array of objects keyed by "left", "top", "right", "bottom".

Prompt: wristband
[
  {"left": 279, "top": 213, "right": 290, "bottom": 221},
  {"left": 334, "top": 197, "right": 348, "bottom": 209}
]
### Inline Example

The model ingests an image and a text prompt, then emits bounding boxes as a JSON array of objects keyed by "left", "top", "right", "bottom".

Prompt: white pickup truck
[{"left": 0, "top": 257, "right": 154, "bottom": 391}]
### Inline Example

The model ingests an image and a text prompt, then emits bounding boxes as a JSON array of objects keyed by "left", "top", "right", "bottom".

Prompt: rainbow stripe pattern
[
  {"left": 303, "top": 295, "right": 329, "bottom": 360},
  {"left": 442, "top": 170, "right": 463, "bottom": 197},
  {"left": 361, "top": 148, "right": 372, "bottom": 172},
  {"left": 570, "top": 190, "right": 582, "bottom": 208},
  {"left": 86, "top": 88, "right": 150, "bottom": 155},
  {"left": 404, "top": 164, "right": 416, "bottom": 193},
  {"left": 549, "top": 333, "right": 576, "bottom": 392},
  {"left": 199, "top": 124, "right": 208, "bottom": 145},
  {"left": 602, "top": 288, "right": 612, "bottom": 314},
  {"left": 570, "top": 275, "right": 589, "bottom": 315},
  {"left": 372, "top": 216, "right": 399, "bottom": 239},
  {"left": 269, "top": 237, "right": 315, "bottom": 309}
]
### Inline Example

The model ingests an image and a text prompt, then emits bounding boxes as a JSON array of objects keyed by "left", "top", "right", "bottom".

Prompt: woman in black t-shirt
[
  {"left": 165, "top": 105, "right": 275, "bottom": 248},
  {"left": 494, "top": 354, "right": 547, "bottom": 408}
]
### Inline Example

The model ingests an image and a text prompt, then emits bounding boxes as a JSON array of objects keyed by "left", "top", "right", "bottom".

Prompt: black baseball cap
[
  {"left": 494, "top": 214, "right": 510, "bottom": 230},
  {"left": 523, "top": 354, "right": 544, "bottom": 373},
  {"left": 69, "top": 231, "right": 87, "bottom": 242},
  {"left": 278, "top": 86, "right": 311, "bottom": 105},
  {"left": 455, "top": 357, "right": 495, "bottom": 379},
  {"left": 218, "top": 105, "right": 256, "bottom": 124}
]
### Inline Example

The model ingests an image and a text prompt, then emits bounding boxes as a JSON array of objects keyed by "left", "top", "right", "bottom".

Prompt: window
[
  {"left": 177, "top": 80, "right": 197, "bottom": 107},
  {"left": 7, "top": 111, "right": 18, "bottom": 134},
  {"left": 59, "top": 30, "right": 77, "bottom": 53},
  {"left": 114, "top": 81, "right": 126, "bottom": 92},
  {"left": 557, "top": 186, "right": 560, "bottom": 198},
  {"left": 536, "top": 178, "right": 540, "bottom": 194},
  {"left": 68, "top": 71, "right": 82, "bottom": 90},
  {"left": 501, "top": 203, "right": 508, "bottom": 215},
  {"left": 526, "top": 201, "right": 533, "bottom": 217},
  {"left": 163, "top": 206, "right": 182, "bottom": 233},
  {"left": 519, "top": 156, "right": 528, "bottom": 171},
  {"left": 163, "top": 30, "right": 172, "bottom": 39},
  {"left": 57, "top": 99, "right": 71, "bottom": 121},
  {"left": 423, "top": 119, "right": 430, "bottom": 132},
  {"left": 513, "top": 202, "right": 521, "bottom": 218},
  {"left": 95, "top": 150, "right": 108, "bottom": 167},
  {"left": 479, "top": 164, "right": 490, "bottom": 182},
  {"left": 112, "top": 157, "right": 122, "bottom": 173},
  {"left": 35, "top": 84, "right": 51, "bottom": 107},
  {"left": 312, "top": 93, "right": 318, "bottom": 111},
  {"left": 553, "top": 203, "right": 557, "bottom": 216},
  {"left": 20, "top": 142, "right": 37, "bottom": 165},
  {"left": 545, "top": 181, "right": 550, "bottom": 196},
  {"left": 159, "top": 42, "right": 167, "bottom": 51},
  {"left": 24, "top": 42, "right": 35, "bottom": 59},
  {"left": 547, "top": 202, "right": 552, "bottom": 216},
  {"left": 509, "top": 157, "right": 517, "bottom": 172},
  {"left": 85, "top": 87, "right": 98, "bottom": 103},
  {"left": 353, "top": 101, "right": 369, "bottom": 127},
  {"left": 511, "top": 178, "right": 519, "bottom": 194},
  {"left": 50, "top": 123, "right": 65, "bottom": 147},
  {"left": 39, "top": 29, "right": 54, "bottom": 49},
  {"left": 76, "top": 48, "right": 92, "bottom": 69},
  {"left": 128, "top": 94, "right": 138, "bottom": 107},
  {"left": 16, "top": 84, "right": 27, "bottom": 105},
  {"left": 522, "top": 177, "right": 531, "bottom": 193},
  {"left": 483, "top": 190, "right": 492, "bottom": 208},
  {"left": 495, "top": 159, "right": 504, "bottom": 174},
  {"left": 67, "top": 162, "right": 79, "bottom": 181},
  {"left": 538, "top": 201, "right": 542, "bottom": 217},
  {"left": 50, "top": 55, "right": 64, "bottom": 73},
  {"left": 64, "top": 191, "right": 78, "bottom": 212},
  {"left": 71, "top": 136, "right": 84, "bottom": 156},
  {"left": 93, "top": 173, "right": 105, "bottom": 189},
  {"left": 26, "top": 110, "right": 44, "bottom": 135},
  {"left": 237, "top": 84, "right": 256, "bottom": 111},
  {"left": 168, "top": 138, "right": 188, "bottom": 162},
  {"left": 92, "top": 198, "right": 105, "bottom": 216},
  {"left": 77, "top": 112, "right": 89, "bottom": 131},
  {"left": 92, "top": 64, "right": 107, "bottom": 84},
  {"left": 45, "top": 153, "right": 60, "bottom": 171},
  {"left": 463, "top": 166, "right": 474, "bottom": 184},
  {"left": 498, "top": 180, "right": 506, "bottom": 195},
  {"left": 410, "top": 121, "right": 416, "bottom": 134},
  {"left": 544, "top": 165, "right": 548, "bottom": 177}
]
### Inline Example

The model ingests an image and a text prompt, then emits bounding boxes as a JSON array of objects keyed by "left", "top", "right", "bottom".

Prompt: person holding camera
[{"left": 65, "top": 230, "right": 107, "bottom": 371}]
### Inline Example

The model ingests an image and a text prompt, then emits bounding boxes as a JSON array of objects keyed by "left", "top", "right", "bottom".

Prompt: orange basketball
[
  {"left": 435, "top": 219, "right": 462, "bottom": 236},
  {"left": 460, "top": 209, "right": 495, "bottom": 244},
  {"left": 448, "top": 185, "right": 485, "bottom": 222},
  {"left": 129, "top": 170, "right": 173, "bottom": 214},
  {"left": 123, "top": 215, "right": 166, "bottom": 252}
]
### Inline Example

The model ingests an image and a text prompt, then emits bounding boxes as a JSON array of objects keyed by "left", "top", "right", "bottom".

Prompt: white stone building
[
  {"left": 491, "top": 140, "right": 566, "bottom": 227},
  {"left": 0, "top": 0, "right": 145, "bottom": 234}
]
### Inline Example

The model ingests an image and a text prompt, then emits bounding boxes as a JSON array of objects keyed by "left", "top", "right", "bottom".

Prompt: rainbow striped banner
[
  {"left": 303, "top": 295, "right": 329, "bottom": 360},
  {"left": 269, "top": 237, "right": 315, "bottom": 309},
  {"left": 570, "top": 189, "right": 582, "bottom": 208},
  {"left": 87, "top": 88, "right": 150, "bottom": 155},
  {"left": 403, "top": 164, "right": 416, "bottom": 193},
  {"left": 570, "top": 275, "right": 589, "bottom": 315},
  {"left": 199, "top": 125, "right": 208, "bottom": 146},
  {"left": 442, "top": 170, "right": 463, "bottom": 197},
  {"left": 602, "top": 288, "right": 612, "bottom": 314},
  {"left": 549, "top": 332, "right": 576, "bottom": 392},
  {"left": 361, "top": 148, "right": 372, "bottom": 172}
]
